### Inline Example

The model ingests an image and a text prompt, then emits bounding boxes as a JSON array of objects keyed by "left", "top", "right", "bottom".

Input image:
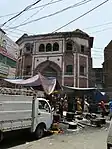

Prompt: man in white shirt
[{"left": 84, "top": 98, "right": 89, "bottom": 113}]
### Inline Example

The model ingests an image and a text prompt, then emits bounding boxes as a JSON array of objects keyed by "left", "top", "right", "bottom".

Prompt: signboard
[
  {"left": 0, "top": 47, "right": 16, "bottom": 61},
  {"left": 7, "top": 67, "right": 16, "bottom": 78},
  {"left": 0, "top": 62, "right": 9, "bottom": 75},
  {"left": 5, "top": 35, "right": 18, "bottom": 59},
  {"left": 0, "top": 31, "right": 18, "bottom": 60}
]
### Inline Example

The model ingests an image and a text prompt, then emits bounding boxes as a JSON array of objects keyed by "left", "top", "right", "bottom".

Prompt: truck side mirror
[{"left": 52, "top": 107, "right": 54, "bottom": 112}]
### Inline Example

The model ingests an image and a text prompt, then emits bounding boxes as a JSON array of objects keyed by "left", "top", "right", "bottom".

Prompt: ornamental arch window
[
  {"left": 39, "top": 44, "right": 45, "bottom": 52},
  {"left": 80, "top": 65, "right": 85, "bottom": 76},
  {"left": 46, "top": 43, "right": 52, "bottom": 52},
  {"left": 53, "top": 42, "right": 59, "bottom": 51},
  {"left": 66, "top": 41, "right": 73, "bottom": 51},
  {"left": 25, "top": 43, "right": 33, "bottom": 53},
  {"left": 66, "top": 65, "right": 73, "bottom": 75}
]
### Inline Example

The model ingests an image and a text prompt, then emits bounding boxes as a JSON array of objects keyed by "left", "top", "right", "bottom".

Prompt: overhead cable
[
  {"left": 7, "top": 0, "right": 55, "bottom": 27},
  {"left": 0, "top": 0, "right": 64, "bottom": 18},
  {"left": 0, "top": 0, "right": 41, "bottom": 27},
  {"left": 89, "top": 26, "right": 112, "bottom": 34},
  {"left": 5, "top": 0, "right": 93, "bottom": 30},
  {"left": 20, "top": 0, "right": 91, "bottom": 25},
  {"left": 53, "top": 0, "right": 109, "bottom": 32}
]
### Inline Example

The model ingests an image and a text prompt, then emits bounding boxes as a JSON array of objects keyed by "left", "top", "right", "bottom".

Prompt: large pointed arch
[{"left": 34, "top": 60, "right": 62, "bottom": 78}]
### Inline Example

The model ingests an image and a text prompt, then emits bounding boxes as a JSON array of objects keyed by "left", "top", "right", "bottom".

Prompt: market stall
[{"left": 4, "top": 73, "right": 61, "bottom": 95}]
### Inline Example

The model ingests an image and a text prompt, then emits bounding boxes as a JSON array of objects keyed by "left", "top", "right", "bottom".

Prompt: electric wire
[
  {"left": 53, "top": 0, "right": 109, "bottom": 32},
  {"left": 20, "top": 0, "right": 54, "bottom": 25},
  {"left": 0, "top": 0, "right": 41, "bottom": 27},
  {"left": 0, "top": 0, "right": 65, "bottom": 18},
  {"left": 7, "top": 0, "right": 54, "bottom": 27},
  {"left": 20, "top": 0, "right": 91, "bottom": 26},
  {"left": 5, "top": 0, "right": 93, "bottom": 30}
]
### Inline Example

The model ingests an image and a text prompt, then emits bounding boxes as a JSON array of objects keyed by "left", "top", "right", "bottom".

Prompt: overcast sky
[{"left": 0, "top": 0, "right": 111, "bottom": 68}]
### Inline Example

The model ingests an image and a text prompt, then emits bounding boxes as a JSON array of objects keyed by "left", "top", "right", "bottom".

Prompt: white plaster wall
[
  {"left": 34, "top": 57, "right": 47, "bottom": 69},
  {"left": 78, "top": 53, "right": 89, "bottom": 87},
  {"left": 73, "top": 53, "right": 77, "bottom": 87},
  {"left": 72, "top": 37, "right": 89, "bottom": 47},
  {"left": 49, "top": 56, "right": 62, "bottom": 67},
  {"left": 19, "top": 43, "right": 25, "bottom": 49},
  {"left": 33, "top": 56, "right": 62, "bottom": 70}
]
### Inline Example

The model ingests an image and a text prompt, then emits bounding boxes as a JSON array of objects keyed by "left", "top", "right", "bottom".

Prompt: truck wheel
[
  {"left": 0, "top": 132, "right": 3, "bottom": 142},
  {"left": 35, "top": 124, "right": 45, "bottom": 139}
]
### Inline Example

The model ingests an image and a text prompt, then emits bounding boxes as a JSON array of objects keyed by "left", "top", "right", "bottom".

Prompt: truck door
[{"left": 37, "top": 100, "right": 53, "bottom": 129}]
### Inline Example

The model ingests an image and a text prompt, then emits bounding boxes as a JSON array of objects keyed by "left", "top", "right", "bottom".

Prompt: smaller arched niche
[
  {"left": 46, "top": 43, "right": 52, "bottom": 52},
  {"left": 53, "top": 42, "right": 59, "bottom": 51},
  {"left": 39, "top": 44, "right": 45, "bottom": 52},
  {"left": 66, "top": 65, "right": 73, "bottom": 75},
  {"left": 66, "top": 40, "right": 73, "bottom": 51}
]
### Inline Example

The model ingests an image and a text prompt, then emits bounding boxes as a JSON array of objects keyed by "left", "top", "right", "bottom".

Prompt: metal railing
[{"left": 0, "top": 87, "right": 34, "bottom": 96}]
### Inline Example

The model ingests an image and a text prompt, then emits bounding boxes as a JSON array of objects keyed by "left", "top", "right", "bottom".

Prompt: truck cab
[
  {"left": 0, "top": 95, "right": 53, "bottom": 141},
  {"left": 33, "top": 98, "right": 53, "bottom": 139}
]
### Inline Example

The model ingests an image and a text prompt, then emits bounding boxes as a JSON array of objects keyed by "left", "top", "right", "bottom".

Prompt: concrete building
[
  {"left": 0, "top": 28, "right": 18, "bottom": 79},
  {"left": 92, "top": 68, "right": 103, "bottom": 89},
  {"left": 103, "top": 40, "right": 112, "bottom": 97},
  {"left": 16, "top": 29, "right": 94, "bottom": 88}
]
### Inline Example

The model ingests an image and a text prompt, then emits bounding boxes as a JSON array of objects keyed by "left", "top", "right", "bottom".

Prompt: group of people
[
  {"left": 49, "top": 94, "right": 93, "bottom": 117},
  {"left": 76, "top": 97, "right": 90, "bottom": 114},
  {"left": 45, "top": 93, "right": 68, "bottom": 118},
  {"left": 46, "top": 92, "right": 112, "bottom": 120},
  {"left": 77, "top": 98, "right": 112, "bottom": 120},
  {"left": 50, "top": 94, "right": 91, "bottom": 117}
]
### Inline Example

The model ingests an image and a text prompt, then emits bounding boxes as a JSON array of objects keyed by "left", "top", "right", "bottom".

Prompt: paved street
[{"left": 0, "top": 125, "right": 109, "bottom": 149}]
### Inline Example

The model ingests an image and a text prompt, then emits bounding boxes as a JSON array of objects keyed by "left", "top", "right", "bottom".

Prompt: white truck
[
  {"left": 107, "top": 120, "right": 112, "bottom": 149},
  {"left": 0, "top": 92, "right": 53, "bottom": 141}
]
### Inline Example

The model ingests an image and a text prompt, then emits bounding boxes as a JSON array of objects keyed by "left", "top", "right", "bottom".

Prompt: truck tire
[
  {"left": 107, "top": 143, "right": 112, "bottom": 149},
  {"left": 0, "top": 131, "right": 3, "bottom": 142},
  {"left": 35, "top": 124, "right": 45, "bottom": 139}
]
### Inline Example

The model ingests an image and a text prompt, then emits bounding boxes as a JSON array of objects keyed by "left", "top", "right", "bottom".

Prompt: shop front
[{"left": 0, "top": 62, "right": 9, "bottom": 78}]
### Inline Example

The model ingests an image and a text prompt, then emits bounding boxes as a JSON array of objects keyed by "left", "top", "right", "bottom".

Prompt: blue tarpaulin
[{"left": 94, "top": 91, "right": 107, "bottom": 102}]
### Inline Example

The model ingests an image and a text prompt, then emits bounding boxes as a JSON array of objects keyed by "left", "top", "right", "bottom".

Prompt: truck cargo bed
[
  {"left": 0, "top": 118, "right": 32, "bottom": 132},
  {"left": 0, "top": 95, "right": 33, "bottom": 132}
]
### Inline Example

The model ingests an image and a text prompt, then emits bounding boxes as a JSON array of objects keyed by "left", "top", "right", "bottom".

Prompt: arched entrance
[
  {"left": 42, "top": 66, "right": 57, "bottom": 77},
  {"left": 34, "top": 60, "right": 62, "bottom": 84}
]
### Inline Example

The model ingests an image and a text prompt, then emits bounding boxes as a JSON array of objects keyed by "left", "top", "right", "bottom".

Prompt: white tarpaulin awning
[
  {"left": 63, "top": 85, "right": 96, "bottom": 90},
  {"left": 4, "top": 73, "right": 57, "bottom": 95},
  {"left": 4, "top": 79, "right": 23, "bottom": 84}
]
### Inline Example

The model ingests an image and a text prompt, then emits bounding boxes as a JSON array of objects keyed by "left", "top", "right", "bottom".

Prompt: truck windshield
[{"left": 39, "top": 100, "right": 50, "bottom": 113}]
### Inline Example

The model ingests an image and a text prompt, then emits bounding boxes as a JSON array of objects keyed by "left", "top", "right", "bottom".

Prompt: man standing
[
  {"left": 98, "top": 100, "right": 106, "bottom": 118},
  {"left": 109, "top": 99, "right": 112, "bottom": 120},
  {"left": 77, "top": 98, "right": 82, "bottom": 114},
  {"left": 84, "top": 98, "right": 89, "bottom": 113},
  {"left": 59, "top": 98, "right": 64, "bottom": 118}
]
